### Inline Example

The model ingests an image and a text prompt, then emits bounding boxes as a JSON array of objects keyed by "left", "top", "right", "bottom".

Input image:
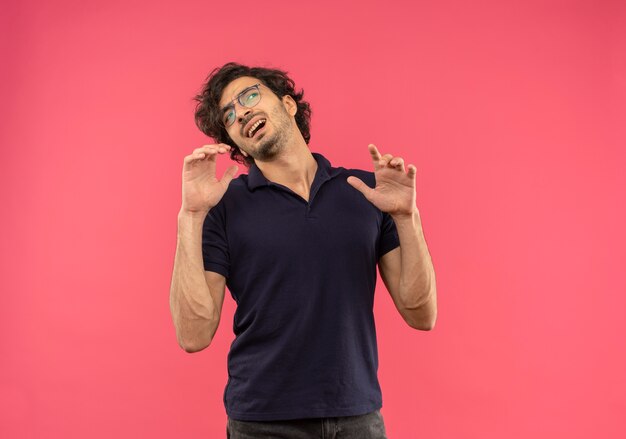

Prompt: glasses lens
[
  {"left": 224, "top": 108, "right": 236, "bottom": 127},
  {"left": 239, "top": 86, "right": 261, "bottom": 108},
  {"left": 222, "top": 85, "right": 261, "bottom": 127}
]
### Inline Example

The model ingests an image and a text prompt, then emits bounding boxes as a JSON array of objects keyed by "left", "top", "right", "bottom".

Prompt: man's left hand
[{"left": 346, "top": 144, "right": 418, "bottom": 218}]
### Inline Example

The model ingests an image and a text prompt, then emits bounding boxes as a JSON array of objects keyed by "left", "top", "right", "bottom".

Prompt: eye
[
  {"left": 245, "top": 91, "right": 259, "bottom": 102},
  {"left": 224, "top": 109, "right": 235, "bottom": 125}
]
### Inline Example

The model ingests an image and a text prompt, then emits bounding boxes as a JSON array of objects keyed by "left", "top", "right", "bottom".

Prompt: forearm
[
  {"left": 391, "top": 207, "right": 437, "bottom": 329},
  {"left": 169, "top": 210, "right": 219, "bottom": 351}
]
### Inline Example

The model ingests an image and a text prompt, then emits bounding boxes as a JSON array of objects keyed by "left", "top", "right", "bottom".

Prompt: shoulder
[
  {"left": 229, "top": 172, "right": 251, "bottom": 190},
  {"left": 333, "top": 166, "right": 376, "bottom": 189},
  {"left": 328, "top": 165, "right": 382, "bottom": 217},
  {"left": 219, "top": 174, "right": 251, "bottom": 202},
  {"left": 204, "top": 174, "right": 249, "bottom": 220}
]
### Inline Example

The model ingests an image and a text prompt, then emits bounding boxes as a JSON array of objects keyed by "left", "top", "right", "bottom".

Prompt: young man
[{"left": 170, "top": 62, "right": 437, "bottom": 438}]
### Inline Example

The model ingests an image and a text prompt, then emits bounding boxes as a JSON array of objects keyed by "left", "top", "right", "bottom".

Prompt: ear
[{"left": 282, "top": 95, "right": 298, "bottom": 117}]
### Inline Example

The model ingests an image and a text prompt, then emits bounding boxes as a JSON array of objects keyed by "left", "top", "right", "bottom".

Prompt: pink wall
[{"left": 2, "top": 0, "right": 625, "bottom": 437}]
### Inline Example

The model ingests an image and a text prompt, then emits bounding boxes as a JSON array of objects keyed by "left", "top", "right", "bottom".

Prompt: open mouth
[{"left": 247, "top": 119, "right": 267, "bottom": 138}]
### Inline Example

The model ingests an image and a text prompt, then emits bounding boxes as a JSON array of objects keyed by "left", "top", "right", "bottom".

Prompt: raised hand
[
  {"left": 181, "top": 143, "right": 239, "bottom": 215},
  {"left": 346, "top": 144, "right": 417, "bottom": 217}
]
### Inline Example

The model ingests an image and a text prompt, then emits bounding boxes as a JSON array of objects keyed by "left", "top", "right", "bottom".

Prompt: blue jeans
[{"left": 226, "top": 409, "right": 388, "bottom": 438}]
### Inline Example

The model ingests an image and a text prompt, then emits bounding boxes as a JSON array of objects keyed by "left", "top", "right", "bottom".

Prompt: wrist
[
  {"left": 391, "top": 206, "right": 420, "bottom": 222},
  {"left": 178, "top": 208, "right": 209, "bottom": 221}
]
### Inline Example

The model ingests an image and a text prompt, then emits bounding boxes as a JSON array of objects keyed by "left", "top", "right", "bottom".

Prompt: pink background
[{"left": 2, "top": 0, "right": 625, "bottom": 437}]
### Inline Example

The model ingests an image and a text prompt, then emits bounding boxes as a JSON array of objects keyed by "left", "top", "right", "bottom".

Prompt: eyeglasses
[{"left": 221, "top": 83, "right": 262, "bottom": 127}]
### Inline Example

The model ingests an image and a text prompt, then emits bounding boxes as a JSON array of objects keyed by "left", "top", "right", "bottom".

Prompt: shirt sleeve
[
  {"left": 377, "top": 211, "right": 400, "bottom": 260},
  {"left": 201, "top": 200, "right": 230, "bottom": 278}
]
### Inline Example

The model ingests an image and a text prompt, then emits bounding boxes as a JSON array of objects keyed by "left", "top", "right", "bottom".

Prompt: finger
[
  {"left": 346, "top": 176, "right": 375, "bottom": 201},
  {"left": 220, "top": 165, "right": 239, "bottom": 187},
  {"left": 185, "top": 151, "right": 214, "bottom": 164},
  {"left": 368, "top": 144, "right": 383, "bottom": 170},
  {"left": 213, "top": 143, "right": 232, "bottom": 152},
  {"left": 195, "top": 144, "right": 230, "bottom": 155},
  {"left": 368, "top": 144, "right": 382, "bottom": 160},
  {"left": 187, "top": 144, "right": 231, "bottom": 163},
  {"left": 189, "top": 148, "right": 217, "bottom": 160},
  {"left": 388, "top": 157, "right": 405, "bottom": 173},
  {"left": 208, "top": 143, "right": 232, "bottom": 150},
  {"left": 379, "top": 153, "right": 394, "bottom": 167},
  {"left": 184, "top": 153, "right": 205, "bottom": 164}
]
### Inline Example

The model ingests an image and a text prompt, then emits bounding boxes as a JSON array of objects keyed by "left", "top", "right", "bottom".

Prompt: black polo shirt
[{"left": 202, "top": 152, "right": 400, "bottom": 421}]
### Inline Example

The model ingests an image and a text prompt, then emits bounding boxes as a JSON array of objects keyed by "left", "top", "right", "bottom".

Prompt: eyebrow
[
  {"left": 220, "top": 102, "right": 234, "bottom": 116},
  {"left": 219, "top": 84, "right": 258, "bottom": 114}
]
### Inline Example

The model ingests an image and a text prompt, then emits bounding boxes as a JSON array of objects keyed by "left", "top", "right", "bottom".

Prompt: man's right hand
[{"left": 181, "top": 143, "right": 239, "bottom": 216}]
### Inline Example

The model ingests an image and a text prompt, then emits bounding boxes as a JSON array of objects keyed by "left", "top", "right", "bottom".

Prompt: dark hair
[{"left": 193, "top": 62, "right": 312, "bottom": 168}]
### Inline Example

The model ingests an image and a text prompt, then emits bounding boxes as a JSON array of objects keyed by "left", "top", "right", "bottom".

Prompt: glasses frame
[{"left": 221, "top": 83, "right": 262, "bottom": 127}]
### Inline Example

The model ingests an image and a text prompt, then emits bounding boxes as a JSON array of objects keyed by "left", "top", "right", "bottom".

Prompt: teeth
[{"left": 248, "top": 119, "right": 266, "bottom": 137}]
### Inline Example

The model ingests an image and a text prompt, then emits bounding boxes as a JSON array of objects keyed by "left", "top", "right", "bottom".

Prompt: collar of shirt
[{"left": 246, "top": 152, "right": 343, "bottom": 191}]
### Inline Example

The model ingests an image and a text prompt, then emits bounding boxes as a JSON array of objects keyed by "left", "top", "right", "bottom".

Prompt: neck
[{"left": 254, "top": 136, "right": 317, "bottom": 193}]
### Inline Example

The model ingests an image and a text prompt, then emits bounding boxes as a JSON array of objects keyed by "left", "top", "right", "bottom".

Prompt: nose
[{"left": 236, "top": 105, "right": 252, "bottom": 125}]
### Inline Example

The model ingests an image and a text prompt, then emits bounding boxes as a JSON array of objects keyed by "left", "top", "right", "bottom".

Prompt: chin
[
  {"left": 258, "top": 144, "right": 279, "bottom": 160},
  {"left": 251, "top": 140, "right": 280, "bottom": 161}
]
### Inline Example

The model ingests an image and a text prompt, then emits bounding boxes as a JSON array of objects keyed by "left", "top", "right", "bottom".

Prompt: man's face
[{"left": 219, "top": 76, "right": 297, "bottom": 162}]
